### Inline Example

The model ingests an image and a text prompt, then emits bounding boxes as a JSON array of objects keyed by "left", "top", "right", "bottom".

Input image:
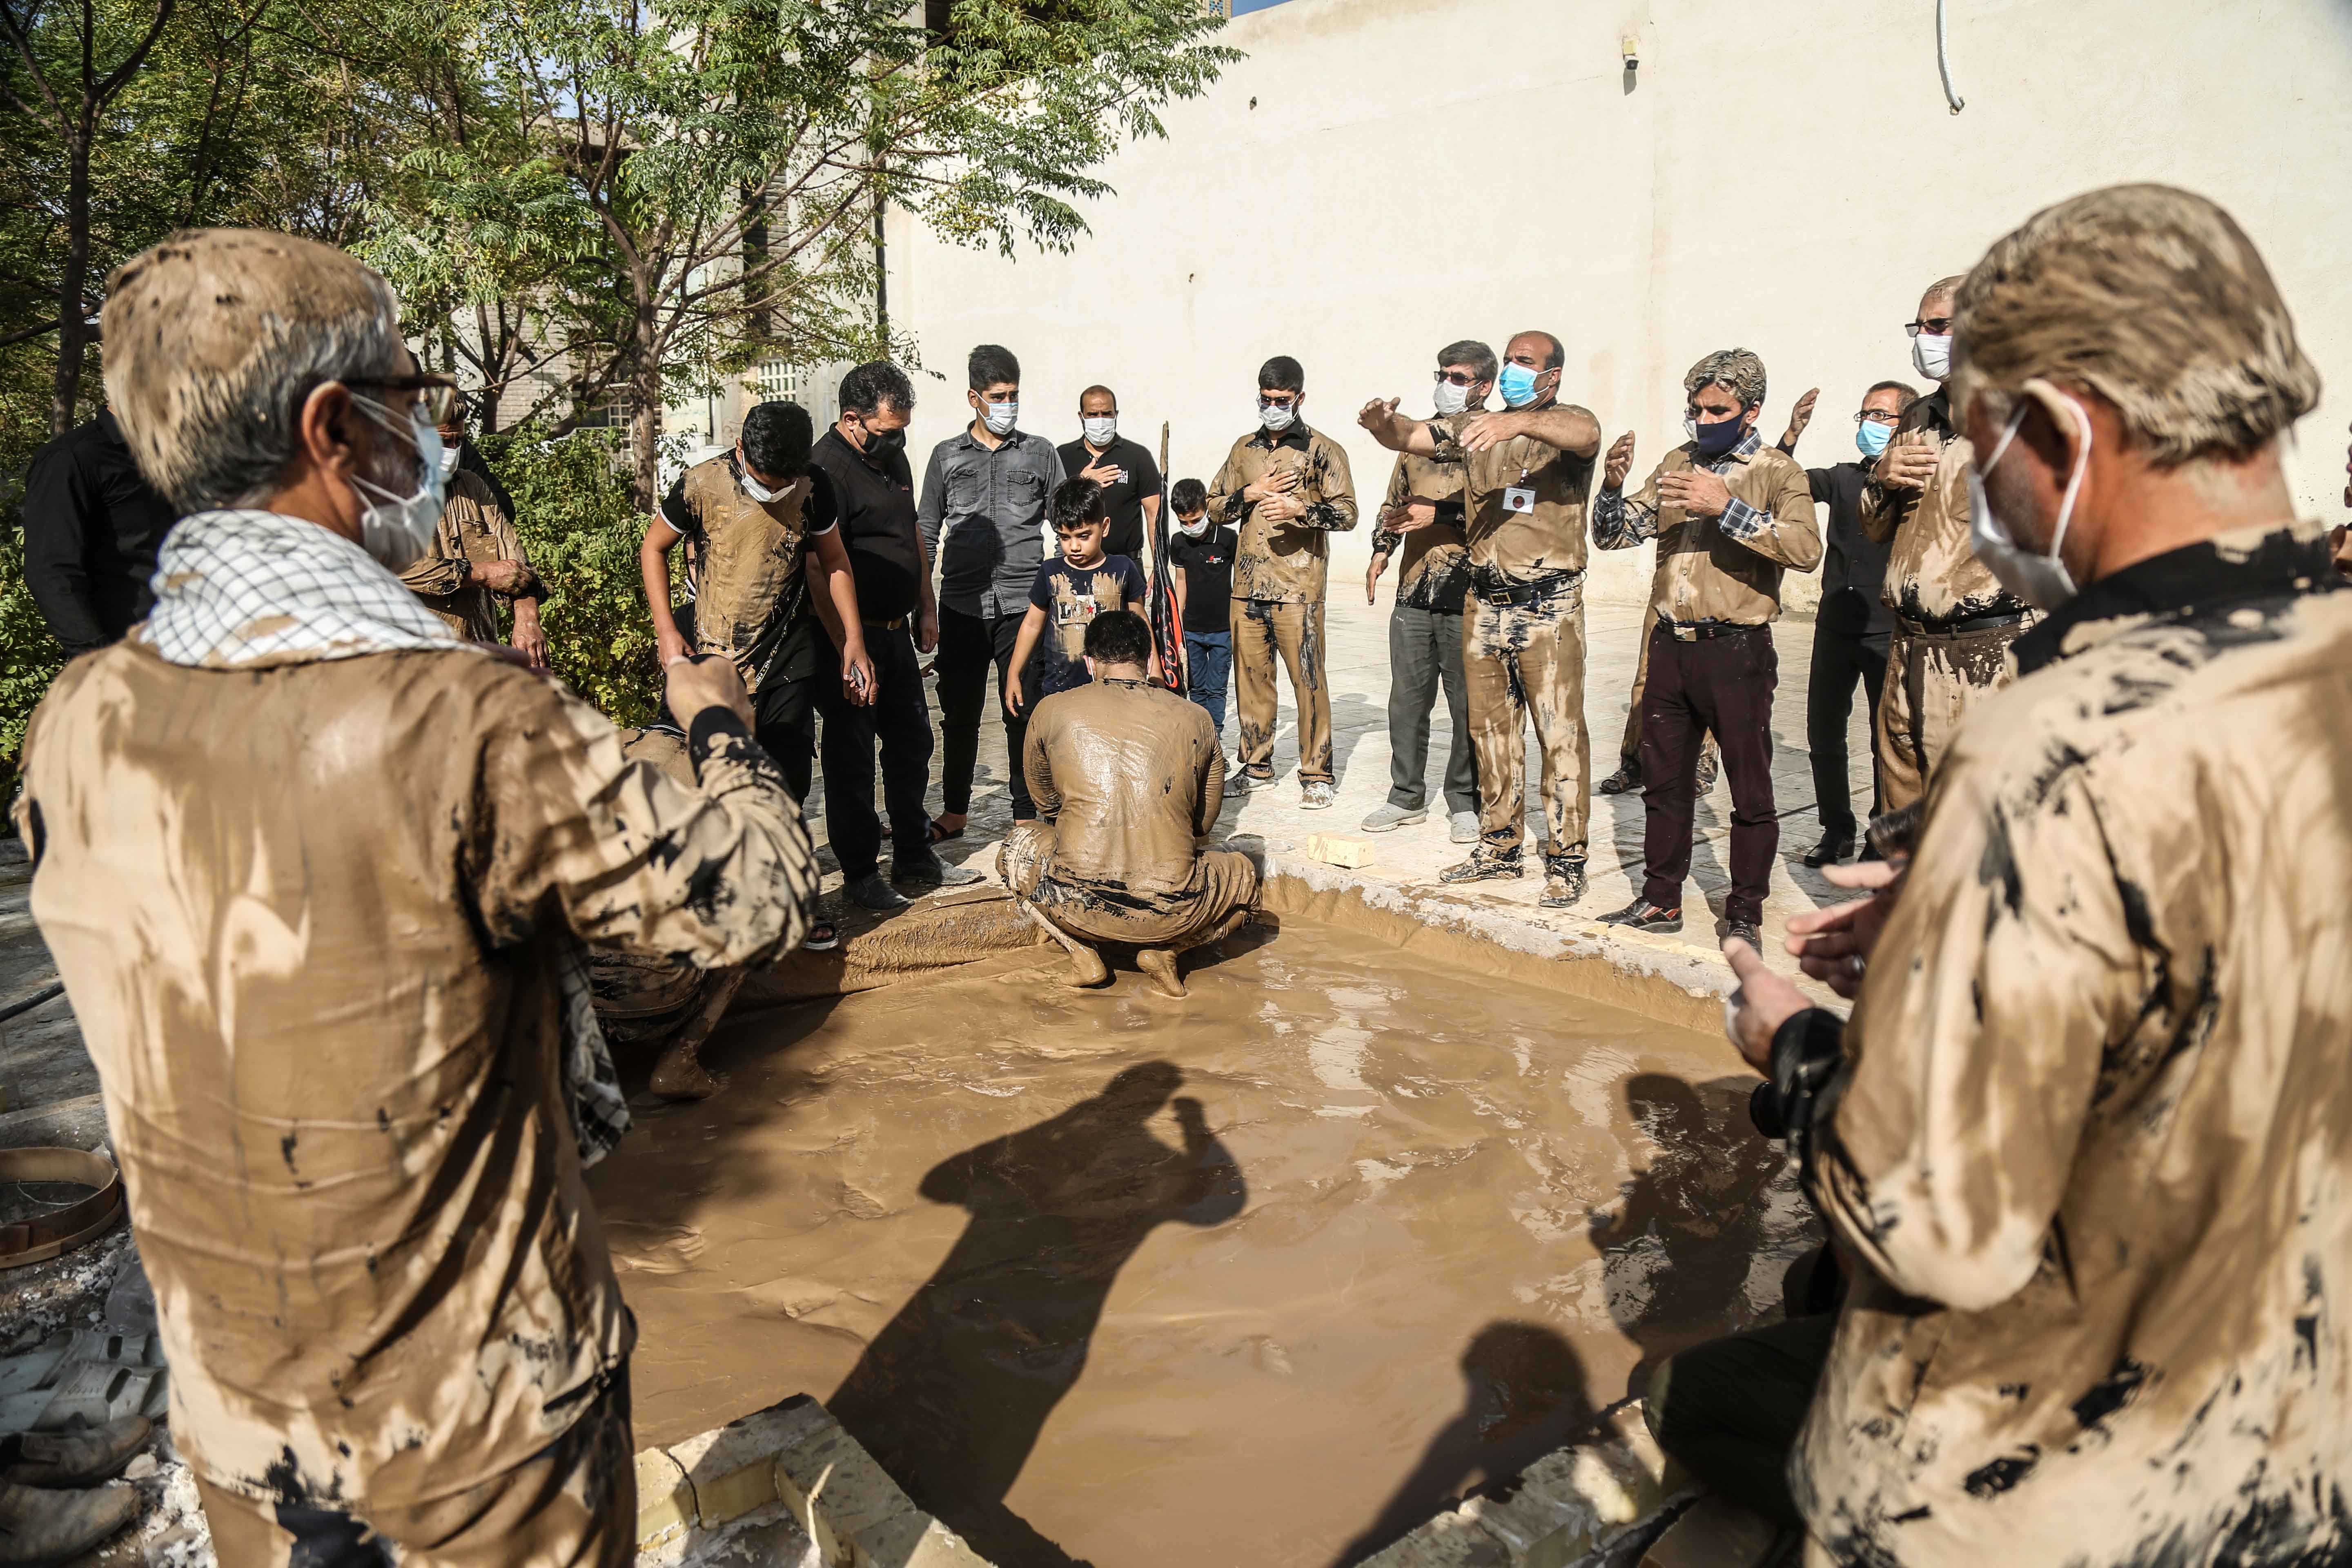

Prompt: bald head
[{"left": 102, "top": 229, "right": 406, "bottom": 512}]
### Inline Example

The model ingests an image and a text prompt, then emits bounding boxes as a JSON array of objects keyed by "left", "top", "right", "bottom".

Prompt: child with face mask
[{"left": 1163, "top": 477, "right": 1236, "bottom": 732}]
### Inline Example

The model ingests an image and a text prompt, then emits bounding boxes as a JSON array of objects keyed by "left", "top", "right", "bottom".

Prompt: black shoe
[
  {"left": 1597, "top": 758, "right": 1642, "bottom": 795},
  {"left": 1539, "top": 855, "right": 1588, "bottom": 909},
  {"left": 1600, "top": 898, "right": 1682, "bottom": 933},
  {"left": 1801, "top": 833, "right": 1855, "bottom": 868},
  {"left": 1439, "top": 845, "right": 1523, "bottom": 884},
  {"left": 1695, "top": 748, "right": 1719, "bottom": 793},
  {"left": 1725, "top": 920, "right": 1764, "bottom": 951},
  {"left": 894, "top": 849, "right": 983, "bottom": 889}
]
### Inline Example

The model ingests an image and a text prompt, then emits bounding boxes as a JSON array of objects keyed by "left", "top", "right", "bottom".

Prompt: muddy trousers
[
  {"left": 1638, "top": 624, "right": 1777, "bottom": 926},
  {"left": 937, "top": 606, "right": 1039, "bottom": 820},
  {"left": 1231, "top": 597, "right": 1332, "bottom": 783},
  {"left": 1621, "top": 605, "right": 1717, "bottom": 770},
  {"left": 1806, "top": 595, "right": 1889, "bottom": 844},
  {"left": 1463, "top": 581, "right": 1588, "bottom": 857},
  {"left": 1644, "top": 1313, "right": 1835, "bottom": 1530},
  {"left": 194, "top": 1372, "right": 635, "bottom": 1567},
  {"left": 1873, "top": 614, "right": 2027, "bottom": 813},
  {"left": 1387, "top": 603, "right": 1476, "bottom": 815}
]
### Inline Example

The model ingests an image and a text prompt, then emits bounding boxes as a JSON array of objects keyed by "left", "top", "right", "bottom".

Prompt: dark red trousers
[{"left": 1636, "top": 623, "right": 1779, "bottom": 926}]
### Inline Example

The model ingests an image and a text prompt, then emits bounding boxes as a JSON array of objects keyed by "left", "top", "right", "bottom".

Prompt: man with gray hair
[
  {"left": 11, "top": 229, "right": 818, "bottom": 1562},
  {"left": 1592, "top": 349, "right": 1820, "bottom": 948},
  {"left": 1698, "top": 183, "right": 2345, "bottom": 1568},
  {"left": 1860, "top": 272, "right": 2034, "bottom": 815}
]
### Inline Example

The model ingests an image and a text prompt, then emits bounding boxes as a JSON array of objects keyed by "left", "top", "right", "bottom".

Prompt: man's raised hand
[{"left": 1603, "top": 432, "right": 1637, "bottom": 490}]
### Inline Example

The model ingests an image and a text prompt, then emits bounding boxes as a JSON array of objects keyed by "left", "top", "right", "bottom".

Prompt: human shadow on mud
[
  {"left": 1588, "top": 1073, "right": 1791, "bottom": 1401},
  {"left": 827, "top": 1061, "right": 1247, "bottom": 1568},
  {"left": 1329, "top": 1322, "right": 1599, "bottom": 1568}
]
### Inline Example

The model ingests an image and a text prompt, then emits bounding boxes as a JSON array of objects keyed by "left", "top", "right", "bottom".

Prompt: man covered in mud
[
  {"left": 1696, "top": 185, "right": 2350, "bottom": 1566},
  {"left": 1207, "top": 354, "right": 1357, "bottom": 808},
  {"left": 1592, "top": 350, "right": 1820, "bottom": 948},
  {"left": 998, "top": 609, "right": 1258, "bottom": 998},
  {"left": 1861, "top": 273, "right": 2034, "bottom": 814},
  {"left": 399, "top": 390, "right": 548, "bottom": 665},
  {"left": 1358, "top": 329, "right": 1602, "bottom": 909},
  {"left": 13, "top": 230, "right": 820, "bottom": 1564}
]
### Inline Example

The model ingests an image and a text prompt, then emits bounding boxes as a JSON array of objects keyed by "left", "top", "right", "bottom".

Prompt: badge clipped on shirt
[{"left": 1503, "top": 486, "right": 1536, "bottom": 514}]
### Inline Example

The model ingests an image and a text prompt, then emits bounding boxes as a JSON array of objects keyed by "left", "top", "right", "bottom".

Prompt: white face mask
[
  {"left": 982, "top": 399, "right": 1018, "bottom": 437},
  {"left": 350, "top": 397, "right": 447, "bottom": 571},
  {"left": 738, "top": 458, "right": 788, "bottom": 505},
  {"left": 1966, "top": 389, "right": 2087, "bottom": 612},
  {"left": 1912, "top": 332, "right": 1953, "bottom": 382},
  {"left": 1432, "top": 379, "right": 1470, "bottom": 418},
  {"left": 437, "top": 443, "right": 461, "bottom": 480},
  {"left": 1082, "top": 414, "right": 1117, "bottom": 447},
  {"left": 1176, "top": 517, "right": 1209, "bottom": 538},
  {"left": 1258, "top": 398, "right": 1297, "bottom": 433}
]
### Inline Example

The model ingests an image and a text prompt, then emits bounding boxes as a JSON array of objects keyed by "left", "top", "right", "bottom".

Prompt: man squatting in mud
[
  {"left": 1207, "top": 354, "right": 1358, "bottom": 810},
  {"left": 1358, "top": 330, "right": 1604, "bottom": 910},
  {"left": 998, "top": 609, "right": 1260, "bottom": 999},
  {"left": 1690, "top": 184, "right": 2352, "bottom": 1566},
  {"left": 13, "top": 229, "right": 820, "bottom": 1564}
]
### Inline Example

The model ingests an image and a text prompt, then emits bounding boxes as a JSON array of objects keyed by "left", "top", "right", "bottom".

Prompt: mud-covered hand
[
  {"left": 1780, "top": 387, "right": 1819, "bottom": 449},
  {"left": 1785, "top": 860, "right": 1904, "bottom": 999},
  {"left": 2331, "top": 523, "right": 2352, "bottom": 579},
  {"left": 1603, "top": 432, "right": 1636, "bottom": 490},
  {"left": 1365, "top": 552, "right": 1388, "bottom": 605},
  {"left": 1723, "top": 939, "right": 1809, "bottom": 1074},
  {"left": 664, "top": 652, "right": 753, "bottom": 731},
  {"left": 1257, "top": 491, "right": 1307, "bottom": 523},
  {"left": 1381, "top": 499, "right": 1437, "bottom": 535},
  {"left": 1454, "top": 410, "right": 1527, "bottom": 452},
  {"left": 1659, "top": 467, "right": 1732, "bottom": 518},
  {"left": 1242, "top": 466, "right": 1300, "bottom": 504},
  {"left": 509, "top": 601, "right": 549, "bottom": 670},
  {"left": 1874, "top": 432, "right": 1938, "bottom": 491},
  {"left": 472, "top": 557, "right": 535, "bottom": 595},
  {"left": 1356, "top": 396, "right": 1409, "bottom": 450}
]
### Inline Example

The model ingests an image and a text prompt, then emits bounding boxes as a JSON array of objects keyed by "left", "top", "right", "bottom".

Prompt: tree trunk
[
  {"left": 630, "top": 305, "right": 662, "bottom": 512},
  {"left": 49, "top": 127, "right": 94, "bottom": 437}
]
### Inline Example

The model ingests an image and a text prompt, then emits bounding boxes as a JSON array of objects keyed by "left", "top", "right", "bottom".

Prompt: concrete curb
[{"left": 635, "top": 1394, "right": 991, "bottom": 1567}]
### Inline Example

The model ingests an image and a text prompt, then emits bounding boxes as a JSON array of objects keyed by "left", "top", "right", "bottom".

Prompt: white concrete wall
[{"left": 886, "top": 0, "right": 2352, "bottom": 606}]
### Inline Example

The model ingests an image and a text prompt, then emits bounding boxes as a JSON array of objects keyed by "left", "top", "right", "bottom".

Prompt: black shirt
[
  {"left": 808, "top": 428, "right": 922, "bottom": 622},
  {"left": 1805, "top": 460, "right": 1894, "bottom": 639},
  {"left": 1054, "top": 434, "right": 1163, "bottom": 560},
  {"left": 21, "top": 411, "right": 179, "bottom": 654},
  {"left": 1027, "top": 554, "right": 1147, "bottom": 696},
  {"left": 1167, "top": 526, "right": 1237, "bottom": 633}
]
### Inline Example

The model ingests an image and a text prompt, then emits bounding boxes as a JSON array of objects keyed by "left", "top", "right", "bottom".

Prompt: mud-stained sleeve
[
  {"left": 481, "top": 493, "right": 544, "bottom": 602},
  {"left": 1206, "top": 438, "right": 1250, "bottom": 528},
  {"left": 1858, "top": 454, "right": 1923, "bottom": 546},
  {"left": 399, "top": 506, "right": 470, "bottom": 597},
  {"left": 1194, "top": 728, "right": 1225, "bottom": 833},
  {"left": 1592, "top": 459, "right": 1664, "bottom": 549},
  {"left": 1308, "top": 436, "right": 1357, "bottom": 533},
  {"left": 472, "top": 672, "right": 818, "bottom": 967},
  {"left": 1810, "top": 756, "right": 2142, "bottom": 1311},
  {"left": 1370, "top": 454, "right": 1411, "bottom": 556},
  {"left": 1022, "top": 710, "right": 1061, "bottom": 821},
  {"left": 1720, "top": 457, "right": 1822, "bottom": 570}
]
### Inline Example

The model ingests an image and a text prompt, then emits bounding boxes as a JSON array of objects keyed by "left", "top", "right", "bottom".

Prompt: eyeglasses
[
  {"left": 1854, "top": 410, "right": 1903, "bottom": 426},
  {"left": 1903, "top": 317, "right": 1955, "bottom": 339},
  {"left": 1432, "top": 370, "right": 1480, "bottom": 388},
  {"left": 347, "top": 375, "right": 461, "bottom": 423},
  {"left": 1258, "top": 393, "right": 1300, "bottom": 409}
]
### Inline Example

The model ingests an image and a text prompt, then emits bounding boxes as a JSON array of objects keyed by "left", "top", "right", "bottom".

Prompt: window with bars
[{"left": 750, "top": 361, "right": 799, "bottom": 401}]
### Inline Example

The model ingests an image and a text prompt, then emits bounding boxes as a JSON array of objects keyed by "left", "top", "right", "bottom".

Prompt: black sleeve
[
  {"left": 20, "top": 436, "right": 107, "bottom": 654},
  {"left": 1131, "top": 442, "right": 1163, "bottom": 500},
  {"left": 1807, "top": 468, "right": 1835, "bottom": 505},
  {"left": 804, "top": 466, "right": 839, "bottom": 536},
  {"left": 659, "top": 474, "right": 696, "bottom": 537}
]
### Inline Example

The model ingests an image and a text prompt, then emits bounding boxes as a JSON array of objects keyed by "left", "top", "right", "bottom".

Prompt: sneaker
[
  {"left": 846, "top": 873, "right": 911, "bottom": 912},
  {"left": 1448, "top": 809, "right": 1480, "bottom": 844},
  {"left": 1725, "top": 919, "right": 1765, "bottom": 951},
  {"left": 1438, "top": 845, "right": 1523, "bottom": 884},
  {"left": 1539, "top": 855, "right": 1588, "bottom": 909},
  {"left": 1800, "top": 833, "right": 1854, "bottom": 869},
  {"left": 1600, "top": 898, "right": 1683, "bottom": 933},
  {"left": 1301, "top": 780, "right": 1336, "bottom": 811},
  {"left": 1360, "top": 802, "right": 1426, "bottom": 833},
  {"left": 1228, "top": 764, "right": 1274, "bottom": 793},
  {"left": 1597, "top": 757, "right": 1642, "bottom": 795},
  {"left": 1695, "top": 747, "right": 1719, "bottom": 793},
  {"left": 894, "top": 850, "right": 984, "bottom": 888}
]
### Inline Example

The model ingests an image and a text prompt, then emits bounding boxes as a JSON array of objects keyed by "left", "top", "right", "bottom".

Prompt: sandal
[
  {"left": 803, "top": 920, "right": 840, "bottom": 953},
  {"left": 927, "top": 817, "right": 964, "bottom": 844}
]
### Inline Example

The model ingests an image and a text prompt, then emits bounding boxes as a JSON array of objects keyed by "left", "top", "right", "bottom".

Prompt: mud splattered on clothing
[
  {"left": 1231, "top": 597, "right": 1331, "bottom": 784},
  {"left": 1872, "top": 615, "right": 2029, "bottom": 812},
  {"left": 1463, "top": 571, "right": 1590, "bottom": 857}
]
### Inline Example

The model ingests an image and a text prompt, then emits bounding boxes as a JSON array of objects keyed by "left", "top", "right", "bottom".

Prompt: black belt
[
  {"left": 864, "top": 615, "right": 909, "bottom": 631},
  {"left": 1894, "top": 609, "right": 2029, "bottom": 637},
  {"left": 1470, "top": 568, "right": 1581, "bottom": 608},
  {"left": 1661, "top": 619, "right": 1767, "bottom": 641}
]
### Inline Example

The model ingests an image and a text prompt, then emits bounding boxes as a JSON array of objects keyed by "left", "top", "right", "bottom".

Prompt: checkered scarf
[{"left": 143, "top": 510, "right": 629, "bottom": 1165}]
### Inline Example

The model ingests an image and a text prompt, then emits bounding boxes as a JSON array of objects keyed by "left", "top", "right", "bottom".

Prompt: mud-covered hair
[
  {"left": 1083, "top": 608, "right": 1152, "bottom": 667},
  {"left": 1051, "top": 477, "right": 1105, "bottom": 530},
  {"left": 1684, "top": 348, "right": 1767, "bottom": 412},
  {"left": 740, "top": 400, "right": 813, "bottom": 478},
  {"left": 1170, "top": 477, "right": 1208, "bottom": 513},
  {"left": 1951, "top": 183, "right": 2319, "bottom": 465}
]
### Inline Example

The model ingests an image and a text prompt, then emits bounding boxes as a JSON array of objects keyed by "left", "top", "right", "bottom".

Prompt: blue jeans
[{"left": 1184, "top": 630, "right": 1232, "bottom": 733}]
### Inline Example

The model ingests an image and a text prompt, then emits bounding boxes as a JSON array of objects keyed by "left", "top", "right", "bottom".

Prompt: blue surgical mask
[
  {"left": 1497, "top": 363, "right": 1543, "bottom": 409},
  {"left": 1855, "top": 420, "right": 1894, "bottom": 460},
  {"left": 982, "top": 399, "right": 1018, "bottom": 437}
]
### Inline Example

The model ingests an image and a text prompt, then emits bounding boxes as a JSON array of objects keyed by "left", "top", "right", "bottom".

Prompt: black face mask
[
  {"left": 857, "top": 425, "right": 906, "bottom": 461},
  {"left": 1693, "top": 416, "right": 1746, "bottom": 459}
]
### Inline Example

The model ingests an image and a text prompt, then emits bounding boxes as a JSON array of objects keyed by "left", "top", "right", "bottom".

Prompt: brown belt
[
  {"left": 863, "top": 616, "right": 908, "bottom": 631},
  {"left": 0, "top": 1147, "right": 123, "bottom": 1270}
]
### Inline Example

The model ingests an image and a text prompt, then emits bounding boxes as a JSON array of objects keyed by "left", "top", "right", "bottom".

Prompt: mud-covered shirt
[
  {"left": 1430, "top": 407, "right": 1597, "bottom": 584},
  {"left": 1859, "top": 387, "right": 2030, "bottom": 628},
  {"left": 661, "top": 452, "right": 836, "bottom": 691},
  {"left": 1370, "top": 448, "right": 1469, "bottom": 612},
  {"left": 1205, "top": 423, "right": 1357, "bottom": 604},
  {"left": 1593, "top": 431, "right": 1821, "bottom": 626},
  {"left": 1022, "top": 677, "right": 1225, "bottom": 894},
  {"left": 1786, "top": 519, "right": 2352, "bottom": 1568},
  {"left": 13, "top": 641, "right": 816, "bottom": 1511},
  {"left": 400, "top": 468, "right": 540, "bottom": 643},
  {"left": 1028, "top": 554, "right": 1145, "bottom": 697}
]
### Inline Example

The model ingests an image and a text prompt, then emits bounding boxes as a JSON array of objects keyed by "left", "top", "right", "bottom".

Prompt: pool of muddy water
[{"left": 589, "top": 914, "right": 1814, "bottom": 1568}]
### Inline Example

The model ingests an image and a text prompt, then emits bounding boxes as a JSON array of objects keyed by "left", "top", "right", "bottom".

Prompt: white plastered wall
[{"left": 886, "top": 0, "right": 2352, "bottom": 608}]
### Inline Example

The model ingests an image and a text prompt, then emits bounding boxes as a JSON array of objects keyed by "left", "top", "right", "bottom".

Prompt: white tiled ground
[{"left": 805, "top": 594, "right": 1873, "bottom": 996}]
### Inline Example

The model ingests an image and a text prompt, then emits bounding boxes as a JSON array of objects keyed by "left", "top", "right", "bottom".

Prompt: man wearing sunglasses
[
  {"left": 1860, "top": 276, "right": 2034, "bottom": 814},
  {"left": 1775, "top": 380, "right": 1918, "bottom": 864}
]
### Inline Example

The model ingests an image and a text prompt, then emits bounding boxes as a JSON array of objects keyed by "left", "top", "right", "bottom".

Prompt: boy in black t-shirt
[
  {"left": 1006, "top": 479, "right": 1147, "bottom": 714},
  {"left": 1164, "top": 477, "right": 1237, "bottom": 732}
]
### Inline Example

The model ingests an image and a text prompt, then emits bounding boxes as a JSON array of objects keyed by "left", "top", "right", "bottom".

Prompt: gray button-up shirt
[{"left": 917, "top": 428, "right": 1067, "bottom": 619}]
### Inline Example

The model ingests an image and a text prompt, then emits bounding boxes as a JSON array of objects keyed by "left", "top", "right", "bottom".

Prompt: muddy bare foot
[
  {"left": 649, "top": 1041, "right": 726, "bottom": 1100},
  {"left": 1063, "top": 942, "right": 1111, "bottom": 988},
  {"left": 1136, "top": 947, "right": 1187, "bottom": 998}
]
